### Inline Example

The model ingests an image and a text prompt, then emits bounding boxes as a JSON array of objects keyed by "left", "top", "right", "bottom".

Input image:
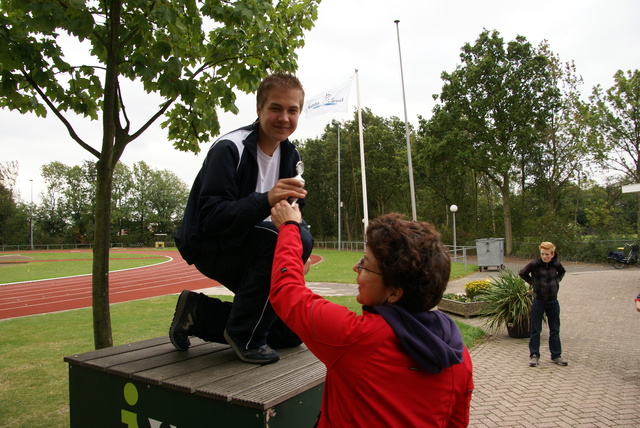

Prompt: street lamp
[{"left": 450, "top": 204, "right": 458, "bottom": 260}]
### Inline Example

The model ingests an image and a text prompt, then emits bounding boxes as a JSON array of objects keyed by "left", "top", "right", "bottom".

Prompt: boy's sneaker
[
  {"left": 529, "top": 356, "right": 539, "bottom": 367},
  {"left": 224, "top": 330, "right": 280, "bottom": 365},
  {"left": 169, "top": 290, "right": 199, "bottom": 351},
  {"left": 552, "top": 357, "right": 568, "bottom": 366}
]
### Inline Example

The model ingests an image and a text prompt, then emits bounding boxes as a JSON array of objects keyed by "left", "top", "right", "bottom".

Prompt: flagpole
[
  {"left": 337, "top": 123, "right": 342, "bottom": 251},
  {"left": 355, "top": 69, "right": 369, "bottom": 236},
  {"left": 394, "top": 20, "right": 417, "bottom": 221}
]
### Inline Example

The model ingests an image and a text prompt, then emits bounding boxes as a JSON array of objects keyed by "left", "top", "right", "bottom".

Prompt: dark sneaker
[
  {"left": 169, "top": 290, "right": 199, "bottom": 351},
  {"left": 529, "top": 356, "right": 539, "bottom": 367},
  {"left": 223, "top": 330, "right": 280, "bottom": 364},
  {"left": 552, "top": 357, "right": 568, "bottom": 366}
]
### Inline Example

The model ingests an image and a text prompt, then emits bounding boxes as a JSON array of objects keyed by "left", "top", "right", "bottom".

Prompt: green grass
[
  {"left": 0, "top": 248, "right": 483, "bottom": 428},
  {"left": 0, "top": 250, "right": 168, "bottom": 284},
  {"left": 0, "top": 294, "right": 484, "bottom": 428},
  {"left": 0, "top": 295, "right": 185, "bottom": 428},
  {"left": 306, "top": 249, "right": 477, "bottom": 283}
]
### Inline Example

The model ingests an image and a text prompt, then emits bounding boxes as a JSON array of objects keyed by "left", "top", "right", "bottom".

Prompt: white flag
[{"left": 304, "top": 78, "right": 353, "bottom": 118}]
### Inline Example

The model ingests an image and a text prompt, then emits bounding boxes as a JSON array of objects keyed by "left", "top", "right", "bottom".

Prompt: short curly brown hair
[{"left": 366, "top": 213, "right": 450, "bottom": 311}]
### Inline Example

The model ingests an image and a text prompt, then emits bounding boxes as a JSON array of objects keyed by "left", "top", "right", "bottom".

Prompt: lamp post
[
  {"left": 450, "top": 204, "right": 458, "bottom": 260},
  {"left": 30, "top": 179, "right": 34, "bottom": 251},
  {"left": 394, "top": 19, "right": 417, "bottom": 221}
]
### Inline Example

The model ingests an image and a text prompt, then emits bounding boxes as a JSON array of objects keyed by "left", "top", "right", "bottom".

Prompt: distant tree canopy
[{"left": 26, "top": 160, "right": 188, "bottom": 245}]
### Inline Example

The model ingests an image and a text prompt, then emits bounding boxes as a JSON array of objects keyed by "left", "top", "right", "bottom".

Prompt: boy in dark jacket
[
  {"left": 519, "top": 241, "right": 568, "bottom": 367},
  {"left": 168, "top": 72, "right": 313, "bottom": 365}
]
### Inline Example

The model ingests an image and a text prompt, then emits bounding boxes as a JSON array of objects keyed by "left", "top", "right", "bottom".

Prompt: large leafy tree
[
  {"left": 426, "top": 29, "right": 560, "bottom": 254},
  {"left": 512, "top": 48, "right": 597, "bottom": 241},
  {"left": 589, "top": 69, "right": 640, "bottom": 231},
  {"left": 0, "top": 0, "right": 320, "bottom": 348}
]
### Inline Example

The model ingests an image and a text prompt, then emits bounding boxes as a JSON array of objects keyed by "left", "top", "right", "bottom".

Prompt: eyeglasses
[{"left": 357, "top": 257, "right": 383, "bottom": 276}]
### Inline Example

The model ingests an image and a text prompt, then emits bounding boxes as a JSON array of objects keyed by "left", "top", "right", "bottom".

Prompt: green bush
[
  {"left": 480, "top": 268, "right": 532, "bottom": 332},
  {"left": 463, "top": 278, "right": 491, "bottom": 300}
]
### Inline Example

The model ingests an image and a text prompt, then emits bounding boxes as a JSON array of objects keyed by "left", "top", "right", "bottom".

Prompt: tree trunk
[
  {"left": 92, "top": 0, "right": 122, "bottom": 349},
  {"left": 636, "top": 193, "right": 640, "bottom": 235},
  {"left": 92, "top": 162, "right": 114, "bottom": 349},
  {"left": 501, "top": 174, "right": 513, "bottom": 255}
]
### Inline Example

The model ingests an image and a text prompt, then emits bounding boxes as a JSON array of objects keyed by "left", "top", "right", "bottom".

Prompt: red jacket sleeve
[{"left": 270, "top": 224, "right": 368, "bottom": 367}]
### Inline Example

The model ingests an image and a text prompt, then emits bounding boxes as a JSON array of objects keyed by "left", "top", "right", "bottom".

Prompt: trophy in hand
[{"left": 290, "top": 161, "right": 305, "bottom": 207}]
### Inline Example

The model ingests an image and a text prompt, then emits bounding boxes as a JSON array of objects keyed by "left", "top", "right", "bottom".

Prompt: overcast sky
[{"left": 3, "top": 0, "right": 639, "bottom": 203}]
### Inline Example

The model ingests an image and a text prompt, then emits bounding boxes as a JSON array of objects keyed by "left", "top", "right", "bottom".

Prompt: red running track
[{"left": 0, "top": 249, "right": 321, "bottom": 320}]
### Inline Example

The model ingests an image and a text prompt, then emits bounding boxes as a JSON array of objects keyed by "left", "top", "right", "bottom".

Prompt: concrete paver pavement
[{"left": 447, "top": 257, "right": 640, "bottom": 427}]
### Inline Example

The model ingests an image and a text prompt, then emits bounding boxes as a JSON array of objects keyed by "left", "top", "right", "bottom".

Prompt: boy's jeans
[{"left": 529, "top": 298, "right": 562, "bottom": 359}]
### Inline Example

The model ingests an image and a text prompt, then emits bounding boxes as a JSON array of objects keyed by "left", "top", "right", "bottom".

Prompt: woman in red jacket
[{"left": 270, "top": 202, "right": 474, "bottom": 427}]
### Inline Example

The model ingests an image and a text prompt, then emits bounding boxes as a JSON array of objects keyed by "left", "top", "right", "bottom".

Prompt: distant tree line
[
  {"left": 0, "top": 160, "right": 189, "bottom": 247},
  {"left": 296, "top": 31, "right": 639, "bottom": 260}
]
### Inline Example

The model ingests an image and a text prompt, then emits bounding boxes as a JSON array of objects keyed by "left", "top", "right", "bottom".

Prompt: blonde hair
[{"left": 539, "top": 241, "right": 556, "bottom": 253}]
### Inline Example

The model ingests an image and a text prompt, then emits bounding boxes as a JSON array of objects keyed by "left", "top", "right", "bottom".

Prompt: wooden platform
[{"left": 64, "top": 337, "right": 325, "bottom": 427}]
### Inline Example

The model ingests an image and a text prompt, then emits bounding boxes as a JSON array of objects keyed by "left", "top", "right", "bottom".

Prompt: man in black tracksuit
[
  {"left": 519, "top": 241, "right": 567, "bottom": 367},
  {"left": 169, "top": 72, "right": 313, "bottom": 364}
]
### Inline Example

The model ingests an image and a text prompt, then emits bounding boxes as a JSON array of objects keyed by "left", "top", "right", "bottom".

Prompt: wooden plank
[
  {"left": 233, "top": 361, "right": 326, "bottom": 409},
  {"left": 84, "top": 342, "right": 179, "bottom": 371},
  {"left": 108, "top": 342, "right": 231, "bottom": 379},
  {"left": 133, "top": 346, "right": 238, "bottom": 385},
  {"left": 156, "top": 345, "right": 312, "bottom": 396},
  {"left": 159, "top": 353, "right": 263, "bottom": 395},
  {"left": 195, "top": 351, "right": 321, "bottom": 403},
  {"left": 63, "top": 337, "right": 168, "bottom": 368},
  {"left": 65, "top": 337, "right": 213, "bottom": 372}
]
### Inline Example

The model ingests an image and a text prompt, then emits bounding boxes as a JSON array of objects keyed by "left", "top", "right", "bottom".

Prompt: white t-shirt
[{"left": 256, "top": 145, "right": 281, "bottom": 221}]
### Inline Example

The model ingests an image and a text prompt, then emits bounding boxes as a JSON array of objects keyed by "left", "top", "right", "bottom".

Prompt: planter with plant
[
  {"left": 479, "top": 269, "right": 532, "bottom": 338},
  {"left": 438, "top": 279, "right": 490, "bottom": 318}
]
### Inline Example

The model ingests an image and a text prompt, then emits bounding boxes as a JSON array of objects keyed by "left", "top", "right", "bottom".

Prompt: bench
[{"left": 64, "top": 337, "right": 325, "bottom": 427}]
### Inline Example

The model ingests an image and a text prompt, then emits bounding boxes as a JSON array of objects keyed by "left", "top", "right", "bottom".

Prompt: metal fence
[
  {"left": 313, "top": 241, "right": 366, "bottom": 252},
  {"left": 448, "top": 245, "right": 475, "bottom": 271},
  {"left": 314, "top": 241, "right": 476, "bottom": 270},
  {"left": 0, "top": 243, "right": 124, "bottom": 252}
]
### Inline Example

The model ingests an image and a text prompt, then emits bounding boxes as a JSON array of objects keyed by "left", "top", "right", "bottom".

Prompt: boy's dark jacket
[
  {"left": 175, "top": 122, "right": 303, "bottom": 264},
  {"left": 518, "top": 253, "right": 566, "bottom": 301}
]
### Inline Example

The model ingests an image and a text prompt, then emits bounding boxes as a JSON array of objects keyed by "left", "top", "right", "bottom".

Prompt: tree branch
[
  {"left": 21, "top": 70, "right": 101, "bottom": 159},
  {"left": 129, "top": 98, "right": 175, "bottom": 142}
]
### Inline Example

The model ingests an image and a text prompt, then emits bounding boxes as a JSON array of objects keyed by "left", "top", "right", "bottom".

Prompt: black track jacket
[
  {"left": 175, "top": 122, "right": 303, "bottom": 264},
  {"left": 518, "top": 253, "right": 566, "bottom": 301}
]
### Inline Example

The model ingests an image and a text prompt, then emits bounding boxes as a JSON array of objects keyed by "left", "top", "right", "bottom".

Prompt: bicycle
[{"left": 607, "top": 243, "right": 640, "bottom": 269}]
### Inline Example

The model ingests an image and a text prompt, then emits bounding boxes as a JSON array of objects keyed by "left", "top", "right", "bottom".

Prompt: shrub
[
  {"left": 464, "top": 278, "right": 491, "bottom": 300},
  {"left": 480, "top": 269, "right": 532, "bottom": 332}
]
